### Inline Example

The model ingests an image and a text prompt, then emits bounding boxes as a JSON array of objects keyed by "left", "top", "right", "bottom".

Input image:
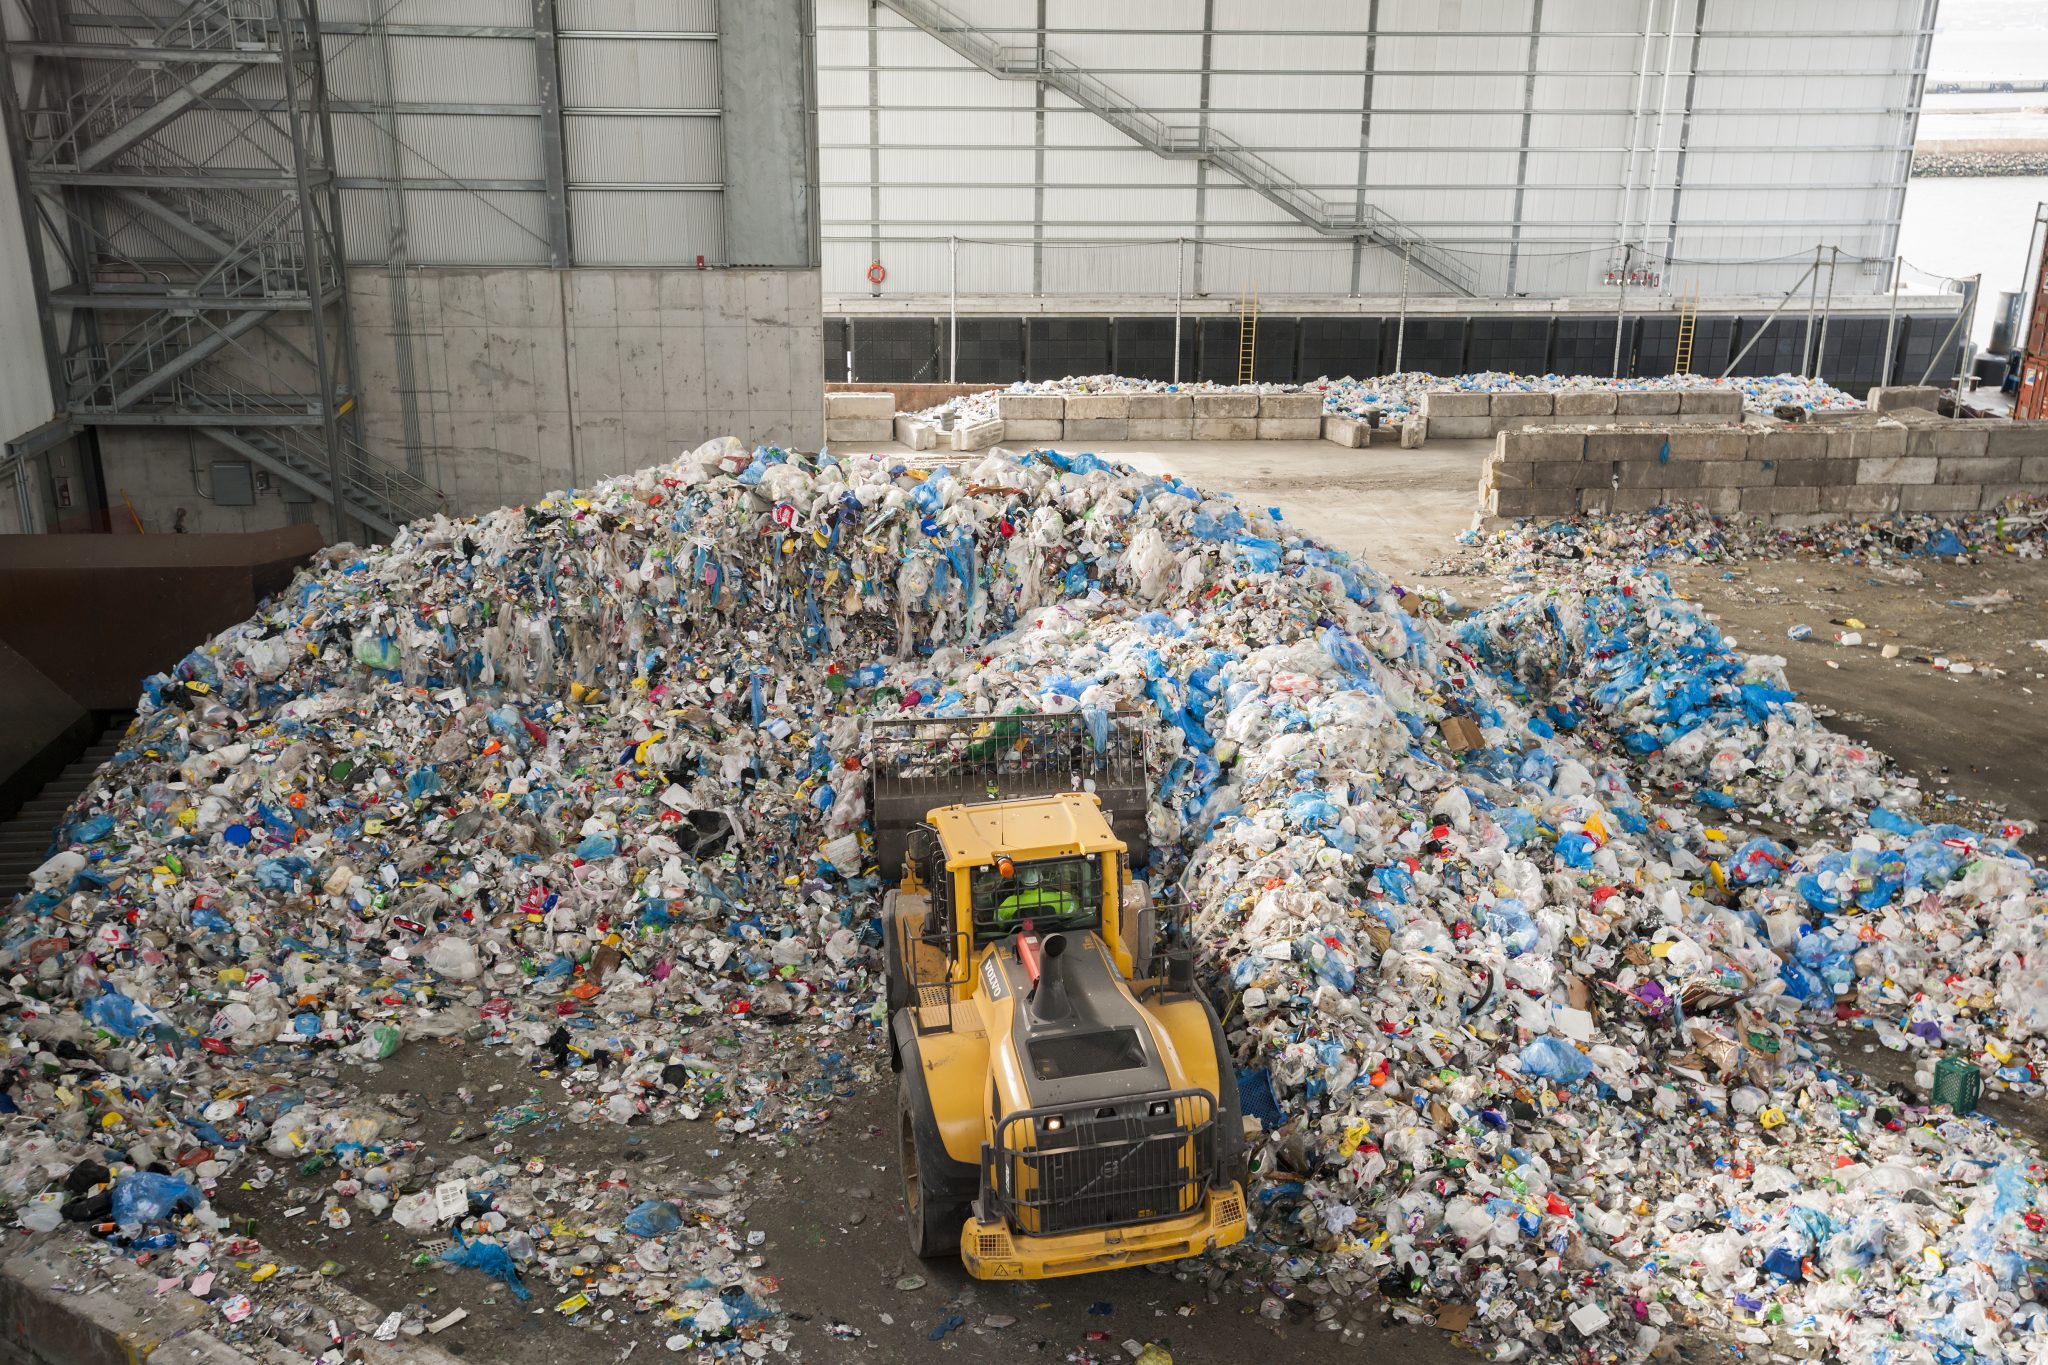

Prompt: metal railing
[
  {"left": 984, "top": 1089, "right": 1216, "bottom": 1237},
  {"left": 879, "top": 0, "right": 1476, "bottom": 294}
]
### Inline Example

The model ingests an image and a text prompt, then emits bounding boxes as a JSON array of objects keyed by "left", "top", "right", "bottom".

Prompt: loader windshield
[{"left": 969, "top": 854, "right": 1102, "bottom": 940}]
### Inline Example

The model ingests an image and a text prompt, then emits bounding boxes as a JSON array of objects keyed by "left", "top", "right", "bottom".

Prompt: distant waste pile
[
  {"left": 910, "top": 371, "right": 1862, "bottom": 428},
  {"left": 4, "top": 439, "right": 2045, "bottom": 1361}
]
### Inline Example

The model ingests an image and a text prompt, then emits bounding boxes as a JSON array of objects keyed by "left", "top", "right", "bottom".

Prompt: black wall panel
[
  {"left": 1551, "top": 317, "right": 1620, "bottom": 375},
  {"left": 1467, "top": 318, "right": 1550, "bottom": 374},
  {"left": 849, "top": 317, "right": 941, "bottom": 383},
  {"left": 1026, "top": 317, "right": 1110, "bottom": 379},
  {"left": 1395, "top": 319, "right": 1468, "bottom": 376},
  {"left": 941, "top": 317, "right": 1023, "bottom": 383},
  {"left": 1298, "top": 316, "right": 1383, "bottom": 378},
  {"left": 823, "top": 318, "right": 848, "bottom": 382},
  {"left": 1633, "top": 316, "right": 1736, "bottom": 376},
  {"left": 1110, "top": 317, "right": 1194, "bottom": 382},
  {"left": 1194, "top": 317, "right": 1244, "bottom": 383},
  {"left": 1727, "top": 315, "right": 1807, "bottom": 377}
]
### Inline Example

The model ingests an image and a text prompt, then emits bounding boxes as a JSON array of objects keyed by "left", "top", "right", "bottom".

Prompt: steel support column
[{"left": 532, "top": 0, "right": 573, "bottom": 267}]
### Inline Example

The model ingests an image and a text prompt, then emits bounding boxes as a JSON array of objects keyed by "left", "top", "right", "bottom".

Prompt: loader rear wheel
[
  {"left": 882, "top": 914, "right": 909, "bottom": 1072},
  {"left": 898, "top": 1061, "right": 976, "bottom": 1259}
]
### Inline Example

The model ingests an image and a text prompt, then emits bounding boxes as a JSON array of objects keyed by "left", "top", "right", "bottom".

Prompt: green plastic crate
[{"left": 1932, "top": 1055, "right": 1983, "bottom": 1115}]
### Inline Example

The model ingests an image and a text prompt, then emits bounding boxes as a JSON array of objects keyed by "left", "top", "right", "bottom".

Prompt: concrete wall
[
  {"left": 1482, "top": 416, "right": 2048, "bottom": 525},
  {"left": 352, "top": 267, "right": 825, "bottom": 517}
]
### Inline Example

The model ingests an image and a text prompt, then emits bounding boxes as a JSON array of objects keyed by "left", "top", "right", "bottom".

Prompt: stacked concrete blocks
[
  {"left": 996, "top": 391, "right": 1064, "bottom": 444},
  {"left": 1193, "top": 392, "right": 1258, "bottom": 441},
  {"left": 1063, "top": 393, "right": 1129, "bottom": 443},
  {"left": 1322, "top": 415, "right": 1370, "bottom": 448},
  {"left": 1421, "top": 391, "right": 1492, "bottom": 439},
  {"left": 824, "top": 390, "right": 893, "bottom": 446},
  {"left": 1257, "top": 391, "right": 1322, "bottom": 439},
  {"left": 950, "top": 419, "right": 1004, "bottom": 451},
  {"left": 1483, "top": 417, "right": 2048, "bottom": 524},
  {"left": 1129, "top": 393, "right": 1193, "bottom": 440}
]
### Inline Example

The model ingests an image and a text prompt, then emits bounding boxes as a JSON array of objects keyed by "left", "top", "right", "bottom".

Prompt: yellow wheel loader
[{"left": 869, "top": 714, "right": 1247, "bottom": 1279}]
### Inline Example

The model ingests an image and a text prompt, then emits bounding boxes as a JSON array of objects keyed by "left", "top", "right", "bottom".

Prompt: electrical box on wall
[{"left": 211, "top": 461, "right": 255, "bottom": 506}]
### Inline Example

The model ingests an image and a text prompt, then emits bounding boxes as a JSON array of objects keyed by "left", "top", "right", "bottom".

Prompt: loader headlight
[
  {"left": 1042, "top": 1116, "right": 1064, "bottom": 1132},
  {"left": 1147, "top": 1100, "right": 1170, "bottom": 1117}
]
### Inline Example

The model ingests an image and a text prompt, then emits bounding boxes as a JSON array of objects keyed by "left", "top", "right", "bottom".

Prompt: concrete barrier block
[
  {"left": 1817, "top": 483, "right": 1903, "bottom": 514},
  {"left": 1486, "top": 457, "right": 1534, "bottom": 489},
  {"left": 1741, "top": 484, "right": 1820, "bottom": 514},
  {"left": 1323, "top": 415, "right": 1367, "bottom": 448},
  {"left": 1127, "top": 393, "right": 1193, "bottom": 419},
  {"left": 1426, "top": 415, "right": 1493, "bottom": 440},
  {"left": 1554, "top": 390, "right": 1617, "bottom": 416},
  {"left": 1128, "top": 418, "right": 1193, "bottom": 440},
  {"left": 1063, "top": 394, "right": 1129, "bottom": 420},
  {"left": 1678, "top": 389, "right": 1743, "bottom": 416},
  {"left": 1986, "top": 422, "right": 2048, "bottom": 458},
  {"left": 1615, "top": 390, "right": 1681, "bottom": 416},
  {"left": 1399, "top": 419, "right": 1426, "bottom": 448},
  {"left": 1493, "top": 487, "right": 1577, "bottom": 518},
  {"left": 1748, "top": 427, "right": 1831, "bottom": 460},
  {"left": 1834, "top": 425, "right": 1909, "bottom": 460},
  {"left": 1856, "top": 455, "right": 1939, "bottom": 485},
  {"left": 2023, "top": 454, "right": 2048, "bottom": 482},
  {"left": 1905, "top": 424, "right": 1992, "bottom": 458},
  {"left": 1769, "top": 457, "right": 1855, "bottom": 486},
  {"left": 1063, "top": 418, "right": 1127, "bottom": 442},
  {"left": 1584, "top": 430, "right": 1664, "bottom": 462},
  {"left": 1490, "top": 392, "right": 1554, "bottom": 418},
  {"left": 1608, "top": 487, "right": 1668, "bottom": 513},
  {"left": 1257, "top": 418, "right": 1323, "bottom": 440},
  {"left": 1937, "top": 456, "right": 2023, "bottom": 484},
  {"left": 825, "top": 391, "right": 895, "bottom": 419},
  {"left": 1193, "top": 393, "right": 1258, "bottom": 417},
  {"left": 1511, "top": 429, "right": 1589, "bottom": 461},
  {"left": 1667, "top": 428, "right": 1749, "bottom": 461},
  {"left": 1001, "top": 419, "right": 1063, "bottom": 443},
  {"left": 997, "top": 392, "right": 1064, "bottom": 420},
  {"left": 1980, "top": 483, "right": 2034, "bottom": 510},
  {"left": 1535, "top": 460, "right": 1614, "bottom": 489},
  {"left": 1700, "top": 459, "right": 1777, "bottom": 487},
  {"left": 950, "top": 419, "right": 1004, "bottom": 451},
  {"left": 824, "top": 418, "right": 891, "bottom": 444},
  {"left": 1422, "top": 391, "right": 1490, "bottom": 418},
  {"left": 1619, "top": 460, "right": 1697, "bottom": 488},
  {"left": 1194, "top": 416, "right": 1258, "bottom": 440},
  {"left": 1901, "top": 484, "right": 1986, "bottom": 511},
  {"left": 893, "top": 415, "right": 937, "bottom": 450},
  {"left": 1258, "top": 392, "right": 1321, "bottom": 419},
  {"left": 1867, "top": 384, "right": 1942, "bottom": 413}
]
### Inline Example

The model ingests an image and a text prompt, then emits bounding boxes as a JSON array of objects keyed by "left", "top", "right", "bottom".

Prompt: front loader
[{"left": 868, "top": 714, "right": 1247, "bottom": 1280}]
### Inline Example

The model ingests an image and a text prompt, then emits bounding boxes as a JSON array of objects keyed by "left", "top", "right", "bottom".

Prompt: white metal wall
[
  {"left": 818, "top": 0, "right": 1934, "bottom": 301},
  {"left": 319, "top": 0, "right": 726, "bottom": 266}
]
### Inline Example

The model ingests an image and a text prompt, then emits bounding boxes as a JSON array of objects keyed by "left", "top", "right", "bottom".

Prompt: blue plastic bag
[
  {"left": 441, "top": 1229, "right": 530, "bottom": 1300},
  {"left": 1518, "top": 1036, "right": 1592, "bottom": 1086},
  {"left": 111, "top": 1172, "right": 200, "bottom": 1228},
  {"left": 622, "top": 1199, "right": 684, "bottom": 1237}
]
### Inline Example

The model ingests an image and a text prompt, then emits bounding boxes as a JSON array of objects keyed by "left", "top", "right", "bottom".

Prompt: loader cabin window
[{"left": 969, "top": 854, "right": 1103, "bottom": 941}]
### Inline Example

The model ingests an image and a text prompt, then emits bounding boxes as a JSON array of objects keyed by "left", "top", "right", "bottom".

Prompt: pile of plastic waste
[
  {"left": 5, "top": 438, "right": 2046, "bottom": 1362},
  {"left": 908, "top": 372, "right": 1862, "bottom": 426}
]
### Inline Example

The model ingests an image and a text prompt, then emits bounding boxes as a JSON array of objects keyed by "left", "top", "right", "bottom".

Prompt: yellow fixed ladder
[
  {"left": 1237, "top": 290, "right": 1258, "bottom": 384},
  {"left": 1673, "top": 284, "right": 1701, "bottom": 375}
]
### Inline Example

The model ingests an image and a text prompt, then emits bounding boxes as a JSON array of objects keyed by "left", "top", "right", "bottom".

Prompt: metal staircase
[
  {"left": 1, "top": 0, "right": 444, "bottom": 542},
  {"left": 876, "top": 0, "right": 1478, "bottom": 296}
]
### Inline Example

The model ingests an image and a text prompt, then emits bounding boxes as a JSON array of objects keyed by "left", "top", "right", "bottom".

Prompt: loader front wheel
[{"left": 898, "top": 1062, "right": 975, "bottom": 1259}]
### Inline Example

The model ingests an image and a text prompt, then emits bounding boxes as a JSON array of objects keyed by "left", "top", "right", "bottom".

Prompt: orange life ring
[{"left": 866, "top": 261, "right": 886, "bottom": 285}]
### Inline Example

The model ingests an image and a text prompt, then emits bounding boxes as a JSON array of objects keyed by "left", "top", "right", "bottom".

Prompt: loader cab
[{"left": 907, "top": 792, "right": 1137, "bottom": 992}]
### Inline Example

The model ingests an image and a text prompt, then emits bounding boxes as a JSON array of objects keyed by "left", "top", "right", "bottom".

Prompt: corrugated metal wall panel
[
  {"left": 402, "top": 190, "right": 552, "bottom": 264},
  {"left": 560, "top": 35, "right": 719, "bottom": 106},
  {"left": 556, "top": 0, "right": 718, "bottom": 29},
  {"left": 319, "top": 0, "right": 529, "bottom": 22},
  {"left": 569, "top": 189, "right": 722, "bottom": 264},
  {"left": 566, "top": 116, "right": 721, "bottom": 184},
  {"left": 382, "top": 36, "right": 539, "bottom": 104}
]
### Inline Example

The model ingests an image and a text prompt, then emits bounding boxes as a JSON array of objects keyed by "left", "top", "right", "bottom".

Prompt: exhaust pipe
[{"left": 1030, "top": 933, "right": 1074, "bottom": 1022}]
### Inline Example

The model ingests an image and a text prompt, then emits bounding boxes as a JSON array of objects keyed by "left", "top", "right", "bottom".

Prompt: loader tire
[
  {"left": 882, "top": 912, "right": 909, "bottom": 1072},
  {"left": 897, "top": 1048, "right": 977, "bottom": 1260},
  {"left": 1203, "top": 1002, "right": 1246, "bottom": 1188}
]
